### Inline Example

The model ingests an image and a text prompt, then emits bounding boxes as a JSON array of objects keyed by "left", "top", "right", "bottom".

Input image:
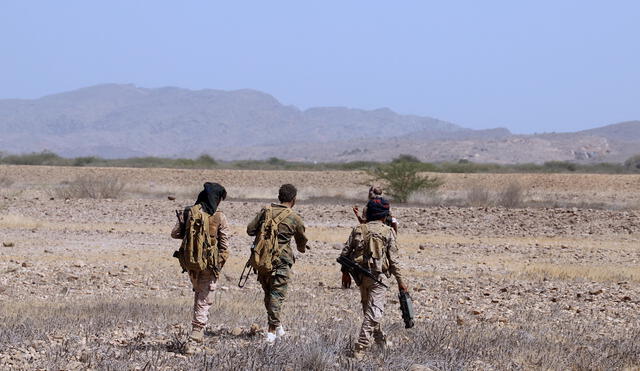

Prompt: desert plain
[{"left": 1, "top": 165, "right": 639, "bottom": 370}]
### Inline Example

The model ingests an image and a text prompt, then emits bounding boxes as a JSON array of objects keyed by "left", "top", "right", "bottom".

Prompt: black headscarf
[
  {"left": 195, "top": 182, "right": 227, "bottom": 215},
  {"left": 365, "top": 197, "right": 390, "bottom": 221}
]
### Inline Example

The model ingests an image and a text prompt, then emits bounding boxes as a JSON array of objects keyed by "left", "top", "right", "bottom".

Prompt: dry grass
[
  {"left": 0, "top": 214, "right": 43, "bottom": 230},
  {"left": 465, "top": 184, "right": 492, "bottom": 207},
  {"left": 1, "top": 295, "right": 639, "bottom": 370},
  {"left": 52, "top": 176, "right": 126, "bottom": 199},
  {"left": 496, "top": 181, "right": 526, "bottom": 208},
  {"left": 511, "top": 262, "right": 640, "bottom": 282},
  {"left": 0, "top": 176, "right": 13, "bottom": 188}
]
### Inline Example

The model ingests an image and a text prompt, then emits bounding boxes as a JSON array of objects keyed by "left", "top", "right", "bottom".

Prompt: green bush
[
  {"left": 624, "top": 154, "right": 640, "bottom": 172},
  {"left": 368, "top": 157, "right": 443, "bottom": 203},
  {"left": 0, "top": 151, "right": 70, "bottom": 166}
]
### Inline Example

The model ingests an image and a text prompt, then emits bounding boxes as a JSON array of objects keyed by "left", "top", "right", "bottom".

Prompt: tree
[
  {"left": 624, "top": 154, "right": 640, "bottom": 172},
  {"left": 368, "top": 157, "right": 443, "bottom": 203}
]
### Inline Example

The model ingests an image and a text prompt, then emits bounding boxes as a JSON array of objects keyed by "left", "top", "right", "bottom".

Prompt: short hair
[{"left": 278, "top": 184, "right": 297, "bottom": 203}]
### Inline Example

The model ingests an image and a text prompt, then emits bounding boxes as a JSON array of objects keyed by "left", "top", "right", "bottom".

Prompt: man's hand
[
  {"left": 398, "top": 281, "right": 408, "bottom": 293},
  {"left": 341, "top": 272, "right": 352, "bottom": 289},
  {"left": 352, "top": 205, "right": 359, "bottom": 216}
]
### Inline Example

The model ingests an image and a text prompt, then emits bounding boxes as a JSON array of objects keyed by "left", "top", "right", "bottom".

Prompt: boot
[
  {"left": 189, "top": 327, "right": 204, "bottom": 343},
  {"left": 351, "top": 344, "right": 366, "bottom": 360}
]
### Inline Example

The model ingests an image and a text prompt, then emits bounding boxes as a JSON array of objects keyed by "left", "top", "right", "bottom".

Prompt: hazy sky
[{"left": 1, "top": 1, "right": 638, "bottom": 133}]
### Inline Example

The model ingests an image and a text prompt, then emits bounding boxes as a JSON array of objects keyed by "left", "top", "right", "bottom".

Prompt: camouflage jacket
[
  {"left": 341, "top": 220, "right": 405, "bottom": 286},
  {"left": 246, "top": 203, "right": 308, "bottom": 266}
]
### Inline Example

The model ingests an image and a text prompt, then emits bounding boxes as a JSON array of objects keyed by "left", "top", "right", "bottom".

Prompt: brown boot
[
  {"left": 189, "top": 327, "right": 204, "bottom": 343},
  {"left": 351, "top": 345, "right": 366, "bottom": 360}
]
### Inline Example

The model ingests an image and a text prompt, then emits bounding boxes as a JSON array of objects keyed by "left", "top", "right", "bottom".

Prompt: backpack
[
  {"left": 352, "top": 224, "right": 390, "bottom": 276},
  {"left": 177, "top": 204, "right": 220, "bottom": 273},
  {"left": 250, "top": 207, "right": 292, "bottom": 276}
]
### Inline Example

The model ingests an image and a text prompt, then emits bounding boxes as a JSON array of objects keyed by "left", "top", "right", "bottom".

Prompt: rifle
[
  {"left": 399, "top": 290, "right": 415, "bottom": 328},
  {"left": 238, "top": 245, "right": 255, "bottom": 288},
  {"left": 336, "top": 255, "right": 388, "bottom": 288}
]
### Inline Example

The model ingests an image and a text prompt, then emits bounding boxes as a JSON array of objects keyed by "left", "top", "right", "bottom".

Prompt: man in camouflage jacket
[
  {"left": 247, "top": 184, "right": 308, "bottom": 343},
  {"left": 341, "top": 197, "right": 408, "bottom": 358}
]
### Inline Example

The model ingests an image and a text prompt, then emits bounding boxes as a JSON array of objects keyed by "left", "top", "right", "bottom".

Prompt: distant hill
[{"left": 0, "top": 84, "right": 638, "bottom": 163}]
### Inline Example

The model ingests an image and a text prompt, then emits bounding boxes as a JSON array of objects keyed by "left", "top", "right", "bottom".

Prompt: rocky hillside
[{"left": 0, "top": 84, "right": 638, "bottom": 163}]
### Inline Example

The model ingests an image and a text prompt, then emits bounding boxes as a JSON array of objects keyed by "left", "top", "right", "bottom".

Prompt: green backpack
[
  {"left": 177, "top": 204, "right": 219, "bottom": 272},
  {"left": 250, "top": 207, "right": 292, "bottom": 275}
]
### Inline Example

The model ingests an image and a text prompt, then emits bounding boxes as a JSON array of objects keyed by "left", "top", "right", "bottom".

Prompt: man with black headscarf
[
  {"left": 340, "top": 197, "right": 408, "bottom": 359},
  {"left": 171, "top": 182, "right": 229, "bottom": 350},
  {"left": 353, "top": 185, "right": 399, "bottom": 233}
]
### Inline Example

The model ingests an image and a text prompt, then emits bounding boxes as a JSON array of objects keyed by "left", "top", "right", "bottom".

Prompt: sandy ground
[{"left": 1, "top": 166, "right": 639, "bottom": 370}]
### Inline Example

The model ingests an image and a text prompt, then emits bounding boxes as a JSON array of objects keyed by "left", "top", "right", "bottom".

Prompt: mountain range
[{"left": 0, "top": 84, "right": 638, "bottom": 163}]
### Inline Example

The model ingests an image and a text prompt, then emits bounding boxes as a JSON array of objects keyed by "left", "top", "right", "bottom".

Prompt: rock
[
  {"left": 167, "top": 196, "right": 176, "bottom": 201},
  {"left": 419, "top": 245, "right": 427, "bottom": 250},
  {"left": 21, "top": 262, "right": 30, "bottom": 268},
  {"left": 230, "top": 327, "right": 243, "bottom": 336},
  {"left": 3, "top": 242, "right": 15, "bottom": 247},
  {"left": 249, "top": 323, "right": 261, "bottom": 335},
  {"left": 332, "top": 243, "right": 342, "bottom": 250},
  {"left": 73, "top": 261, "right": 86, "bottom": 268},
  {"left": 589, "top": 289, "right": 603, "bottom": 295}
]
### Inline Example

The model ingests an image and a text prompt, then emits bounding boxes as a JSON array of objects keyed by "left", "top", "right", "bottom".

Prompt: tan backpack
[
  {"left": 250, "top": 207, "right": 292, "bottom": 275},
  {"left": 353, "top": 224, "right": 390, "bottom": 276},
  {"left": 177, "top": 204, "right": 219, "bottom": 272}
]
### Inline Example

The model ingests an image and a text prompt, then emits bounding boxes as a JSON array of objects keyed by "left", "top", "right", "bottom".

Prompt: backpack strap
[
  {"left": 268, "top": 207, "right": 293, "bottom": 262},
  {"left": 271, "top": 207, "right": 292, "bottom": 227}
]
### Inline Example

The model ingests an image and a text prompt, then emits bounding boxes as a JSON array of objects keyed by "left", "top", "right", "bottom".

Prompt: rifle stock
[
  {"left": 336, "top": 255, "right": 388, "bottom": 288},
  {"left": 238, "top": 245, "right": 255, "bottom": 288}
]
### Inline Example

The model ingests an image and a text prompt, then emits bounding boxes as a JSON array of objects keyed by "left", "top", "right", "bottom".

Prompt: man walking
[
  {"left": 247, "top": 184, "right": 308, "bottom": 343},
  {"left": 340, "top": 197, "right": 408, "bottom": 359},
  {"left": 171, "top": 182, "right": 229, "bottom": 352}
]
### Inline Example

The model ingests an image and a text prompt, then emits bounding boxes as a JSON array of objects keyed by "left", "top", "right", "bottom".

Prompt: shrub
[
  {"left": 465, "top": 184, "right": 491, "bottom": 207},
  {"left": 73, "top": 156, "right": 101, "bottom": 167},
  {"left": 53, "top": 176, "right": 126, "bottom": 199},
  {"left": 624, "top": 154, "right": 640, "bottom": 172},
  {"left": 369, "top": 157, "right": 443, "bottom": 203},
  {"left": 497, "top": 181, "right": 525, "bottom": 208},
  {"left": 543, "top": 161, "right": 577, "bottom": 172},
  {"left": 0, "top": 151, "right": 69, "bottom": 166},
  {"left": 392, "top": 154, "right": 421, "bottom": 163},
  {"left": 0, "top": 176, "right": 14, "bottom": 188},
  {"left": 195, "top": 154, "right": 217, "bottom": 167}
]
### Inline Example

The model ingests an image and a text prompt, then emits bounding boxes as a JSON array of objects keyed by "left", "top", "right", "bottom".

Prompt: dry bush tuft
[
  {"left": 53, "top": 176, "right": 126, "bottom": 199},
  {"left": 465, "top": 184, "right": 492, "bottom": 207},
  {"left": 0, "top": 176, "right": 14, "bottom": 188},
  {"left": 2, "top": 298, "right": 639, "bottom": 370},
  {"left": 497, "top": 181, "right": 525, "bottom": 208}
]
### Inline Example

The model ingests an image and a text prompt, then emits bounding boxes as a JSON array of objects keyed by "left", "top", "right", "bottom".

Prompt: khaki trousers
[
  {"left": 356, "top": 276, "right": 387, "bottom": 349},
  {"left": 190, "top": 269, "right": 218, "bottom": 330}
]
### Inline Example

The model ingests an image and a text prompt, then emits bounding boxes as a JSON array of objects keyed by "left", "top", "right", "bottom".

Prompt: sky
[{"left": 1, "top": 1, "right": 639, "bottom": 133}]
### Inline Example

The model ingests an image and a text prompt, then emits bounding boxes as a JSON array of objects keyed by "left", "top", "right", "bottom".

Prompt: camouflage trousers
[
  {"left": 356, "top": 276, "right": 387, "bottom": 349},
  {"left": 258, "top": 263, "right": 291, "bottom": 327},
  {"left": 190, "top": 269, "right": 218, "bottom": 330}
]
